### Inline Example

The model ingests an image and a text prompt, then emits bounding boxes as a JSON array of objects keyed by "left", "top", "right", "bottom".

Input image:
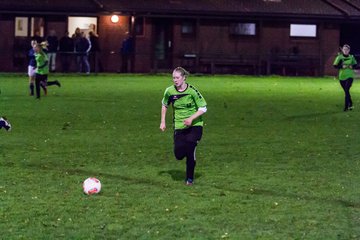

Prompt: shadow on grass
[
  {"left": 285, "top": 110, "right": 340, "bottom": 120},
  {"left": 25, "top": 162, "right": 167, "bottom": 187},
  {"left": 215, "top": 185, "right": 360, "bottom": 209},
  {"left": 158, "top": 169, "right": 202, "bottom": 182}
]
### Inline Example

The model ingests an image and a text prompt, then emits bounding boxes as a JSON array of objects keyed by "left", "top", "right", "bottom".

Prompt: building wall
[
  {"left": 0, "top": 17, "right": 14, "bottom": 72},
  {"left": 98, "top": 15, "right": 129, "bottom": 72},
  {"left": 169, "top": 18, "right": 341, "bottom": 75},
  {"left": 321, "top": 23, "right": 340, "bottom": 76},
  {"left": 0, "top": 14, "right": 345, "bottom": 76},
  {"left": 134, "top": 17, "right": 154, "bottom": 73}
]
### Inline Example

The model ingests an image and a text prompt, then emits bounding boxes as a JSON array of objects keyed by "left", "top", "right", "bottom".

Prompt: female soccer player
[
  {"left": 0, "top": 117, "right": 11, "bottom": 131},
  {"left": 34, "top": 42, "right": 61, "bottom": 99},
  {"left": 160, "top": 67, "right": 207, "bottom": 186},
  {"left": 28, "top": 40, "right": 37, "bottom": 96},
  {"left": 333, "top": 44, "right": 357, "bottom": 111}
]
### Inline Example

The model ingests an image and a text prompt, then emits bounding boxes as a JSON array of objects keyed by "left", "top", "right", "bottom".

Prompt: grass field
[{"left": 1, "top": 73, "right": 360, "bottom": 239}]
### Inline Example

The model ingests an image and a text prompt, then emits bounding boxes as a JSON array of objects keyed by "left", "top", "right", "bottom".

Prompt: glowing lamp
[{"left": 111, "top": 15, "right": 119, "bottom": 23}]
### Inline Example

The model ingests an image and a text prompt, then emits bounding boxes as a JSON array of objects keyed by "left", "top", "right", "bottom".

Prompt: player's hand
[
  {"left": 183, "top": 118, "right": 193, "bottom": 126},
  {"left": 160, "top": 122, "right": 166, "bottom": 131}
]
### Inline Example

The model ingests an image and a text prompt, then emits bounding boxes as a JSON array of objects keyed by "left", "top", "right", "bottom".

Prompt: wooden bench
[
  {"left": 199, "top": 55, "right": 260, "bottom": 74},
  {"left": 267, "top": 55, "right": 320, "bottom": 76}
]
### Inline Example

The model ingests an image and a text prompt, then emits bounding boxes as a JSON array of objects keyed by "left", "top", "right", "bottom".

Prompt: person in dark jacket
[
  {"left": 75, "top": 32, "right": 91, "bottom": 74},
  {"left": 120, "top": 33, "right": 133, "bottom": 73},
  {"left": 59, "top": 31, "right": 74, "bottom": 72},
  {"left": 89, "top": 31, "right": 102, "bottom": 73},
  {"left": 46, "top": 29, "right": 59, "bottom": 72},
  {"left": 31, "top": 30, "right": 43, "bottom": 45}
]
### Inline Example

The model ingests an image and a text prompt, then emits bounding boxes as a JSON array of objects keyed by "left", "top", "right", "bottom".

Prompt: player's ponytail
[{"left": 173, "top": 67, "right": 190, "bottom": 78}]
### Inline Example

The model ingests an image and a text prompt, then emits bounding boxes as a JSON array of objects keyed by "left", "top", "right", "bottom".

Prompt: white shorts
[{"left": 28, "top": 66, "right": 36, "bottom": 77}]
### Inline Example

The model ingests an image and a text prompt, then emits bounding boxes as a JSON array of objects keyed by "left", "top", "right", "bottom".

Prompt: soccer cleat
[
  {"left": 349, "top": 106, "right": 354, "bottom": 111},
  {"left": 0, "top": 117, "right": 11, "bottom": 131},
  {"left": 185, "top": 178, "right": 193, "bottom": 186},
  {"left": 55, "top": 80, "right": 61, "bottom": 87}
]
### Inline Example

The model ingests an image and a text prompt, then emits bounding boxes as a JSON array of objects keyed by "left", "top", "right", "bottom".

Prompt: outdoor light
[{"left": 111, "top": 15, "right": 119, "bottom": 23}]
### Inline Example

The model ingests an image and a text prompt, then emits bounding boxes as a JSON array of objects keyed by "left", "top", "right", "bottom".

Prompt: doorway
[
  {"left": 340, "top": 24, "right": 360, "bottom": 60},
  {"left": 153, "top": 19, "right": 173, "bottom": 71}
]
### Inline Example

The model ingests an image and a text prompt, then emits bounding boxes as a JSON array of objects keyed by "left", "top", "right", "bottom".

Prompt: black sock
[
  {"left": 185, "top": 143, "right": 197, "bottom": 180},
  {"left": 29, "top": 83, "right": 34, "bottom": 95},
  {"left": 35, "top": 79, "right": 41, "bottom": 98}
]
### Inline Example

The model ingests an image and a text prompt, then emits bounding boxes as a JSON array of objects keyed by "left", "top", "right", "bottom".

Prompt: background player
[
  {"left": 0, "top": 117, "right": 11, "bottom": 131},
  {"left": 27, "top": 40, "right": 37, "bottom": 96},
  {"left": 333, "top": 44, "right": 357, "bottom": 111},
  {"left": 34, "top": 42, "right": 61, "bottom": 99}
]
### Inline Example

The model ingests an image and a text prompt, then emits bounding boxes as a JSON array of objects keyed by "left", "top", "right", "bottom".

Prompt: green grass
[{"left": 1, "top": 73, "right": 360, "bottom": 239}]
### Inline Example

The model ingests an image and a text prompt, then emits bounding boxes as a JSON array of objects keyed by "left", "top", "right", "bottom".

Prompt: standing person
[
  {"left": 333, "top": 44, "right": 357, "bottom": 111},
  {"left": 120, "top": 33, "right": 133, "bottom": 73},
  {"left": 31, "top": 30, "right": 43, "bottom": 45},
  {"left": 75, "top": 32, "right": 91, "bottom": 74},
  {"left": 72, "top": 27, "right": 81, "bottom": 40},
  {"left": 46, "top": 29, "right": 59, "bottom": 72},
  {"left": 0, "top": 117, "right": 11, "bottom": 131},
  {"left": 34, "top": 42, "right": 61, "bottom": 99},
  {"left": 160, "top": 67, "right": 207, "bottom": 186},
  {"left": 59, "top": 31, "right": 74, "bottom": 72},
  {"left": 27, "top": 40, "right": 37, "bottom": 96},
  {"left": 89, "top": 31, "right": 101, "bottom": 73}
]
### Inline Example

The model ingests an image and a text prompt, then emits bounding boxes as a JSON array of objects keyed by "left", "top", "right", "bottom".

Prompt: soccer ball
[{"left": 83, "top": 177, "right": 101, "bottom": 195}]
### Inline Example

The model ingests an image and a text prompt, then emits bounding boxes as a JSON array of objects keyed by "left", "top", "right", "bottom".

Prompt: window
[
  {"left": 181, "top": 20, "right": 196, "bottom": 36},
  {"left": 290, "top": 24, "right": 317, "bottom": 38},
  {"left": 230, "top": 23, "right": 256, "bottom": 36},
  {"left": 68, "top": 17, "right": 97, "bottom": 36},
  {"left": 15, "top": 17, "right": 28, "bottom": 37},
  {"left": 31, "top": 17, "right": 44, "bottom": 37},
  {"left": 15, "top": 17, "right": 45, "bottom": 38},
  {"left": 135, "top": 17, "right": 144, "bottom": 36}
]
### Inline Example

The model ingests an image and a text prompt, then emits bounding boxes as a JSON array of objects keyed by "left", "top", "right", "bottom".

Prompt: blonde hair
[
  {"left": 173, "top": 67, "right": 190, "bottom": 78},
  {"left": 36, "top": 41, "right": 49, "bottom": 51}
]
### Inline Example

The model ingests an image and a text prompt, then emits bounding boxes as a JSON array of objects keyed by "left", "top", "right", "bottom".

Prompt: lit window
[
  {"left": 290, "top": 24, "right": 317, "bottom": 38},
  {"left": 68, "top": 17, "right": 97, "bottom": 36},
  {"left": 15, "top": 17, "right": 28, "bottom": 37},
  {"left": 230, "top": 23, "right": 256, "bottom": 36},
  {"left": 31, "top": 17, "right": 44, "bottom": 38}
]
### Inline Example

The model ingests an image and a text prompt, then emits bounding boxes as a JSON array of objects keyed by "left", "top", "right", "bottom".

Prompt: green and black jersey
[
  {"left": 333, "top": 53, "right": 357, "bottom": 80},
  {"left": 162, "top": 84, "right": 207, "bottom": 130},
  {"left": 35, "top": 52, "right": 49, "bottom": 75}
]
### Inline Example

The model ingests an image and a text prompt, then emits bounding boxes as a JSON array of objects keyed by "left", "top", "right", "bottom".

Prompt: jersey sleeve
[
  {"left": 191, "top": 87, "right": 207, "bottom": 108},
  {"left": 161, "top": 88, "right": 170, "bottom": 107},
  {"left": 333, "top": 54, "right": 342, "bottom": 69},
  {"left": 352, "top": 55, "right": 357, "bottom": 66}
]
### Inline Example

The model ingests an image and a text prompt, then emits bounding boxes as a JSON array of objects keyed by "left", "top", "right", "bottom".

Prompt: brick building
[{"left": 1, "top": 0, "right": 360, "bottom": 75}]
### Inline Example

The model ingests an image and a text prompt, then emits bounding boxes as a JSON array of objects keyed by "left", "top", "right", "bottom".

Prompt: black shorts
[
  {"left": 35, "top": 73, "right": 48, "bottom": 82},
  {"left": 174, "top": 126, "right": 203, "bottom": 145}
]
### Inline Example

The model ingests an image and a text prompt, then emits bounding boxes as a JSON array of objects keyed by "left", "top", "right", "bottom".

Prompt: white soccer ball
[{"left": 83, "top": 177, "right": 101, "bottom": 195}]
